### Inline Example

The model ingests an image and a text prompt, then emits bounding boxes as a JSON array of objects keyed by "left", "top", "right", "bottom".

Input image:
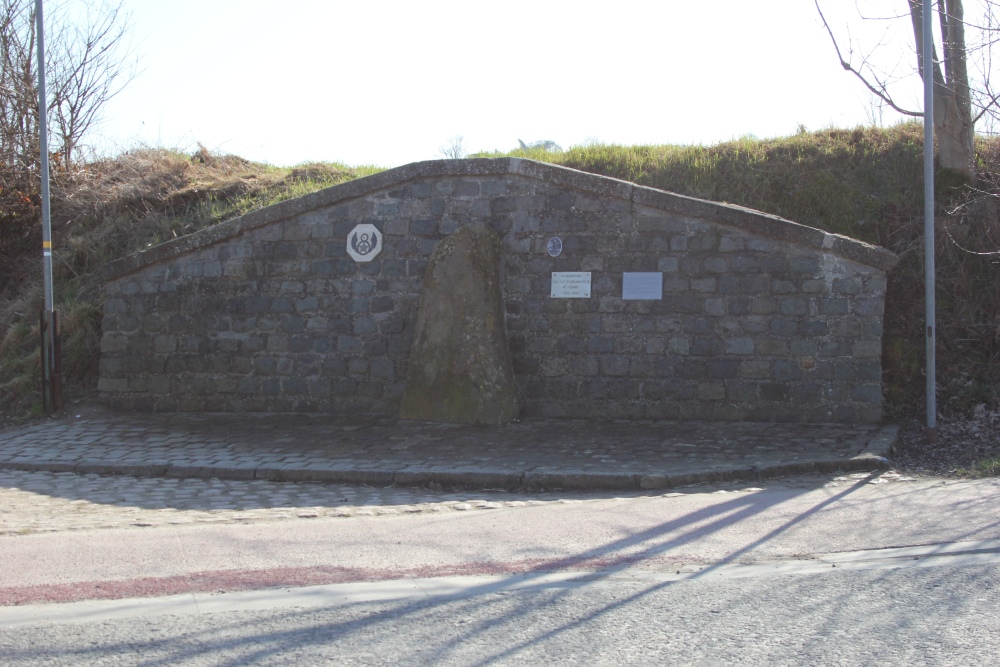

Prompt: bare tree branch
[
  {"left": 0, "top": 0, "right": 135, "bottom": 170},
  {"left": 815, "top": 0, "right": 922, "bottom": 117},
  {"left": 438, "top": 135, "right": 466, "bottom": 160},
  {"left": 818, "top": 0, "right": 981, "bottom": 178}
]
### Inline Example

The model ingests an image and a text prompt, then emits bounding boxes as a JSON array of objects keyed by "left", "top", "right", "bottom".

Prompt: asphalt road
[
  {"left": 1, "top": 557, "right": 998, "bottom": 666},
  {"left": 1, "top": 471, "right": 999, "bottom": 665}
]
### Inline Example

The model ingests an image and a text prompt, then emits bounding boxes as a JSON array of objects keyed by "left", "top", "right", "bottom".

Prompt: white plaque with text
[
  {"left": 622, "top": 272, "right": 663, "bottom": 300},
  {"left": 551, "top": 272, "right": 591, "bottom": 298}
]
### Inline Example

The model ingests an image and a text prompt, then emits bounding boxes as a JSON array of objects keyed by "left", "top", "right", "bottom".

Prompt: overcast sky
[{"left": 85, "top": 0, "right": 929, "bottom": 168}]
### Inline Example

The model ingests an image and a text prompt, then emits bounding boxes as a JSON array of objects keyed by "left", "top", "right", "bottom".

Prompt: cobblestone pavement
[
  {"left": 0, "top": 406, "right": 902, "bottom": 535},
  {"left": 0, "top": 406, "right": 896, "bottom": 491},
  {"left": 0, "top": 468, "right": 922, "bottom": 537},
  {"left": 0, "top": 468, "right": 569, "bottom": 535}
]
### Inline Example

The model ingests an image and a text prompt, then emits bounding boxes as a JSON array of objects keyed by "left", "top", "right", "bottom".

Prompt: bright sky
[{"left": 86, "top": 0, "right": 928, "bottom": 168}]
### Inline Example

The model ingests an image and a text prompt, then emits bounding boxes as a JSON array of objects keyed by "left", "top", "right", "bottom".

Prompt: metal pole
[
  {"left": 923, "top": 0, "right": 937, "bottom": 438},
  {"left": 35, "top": 0, "right": 58, "bottom": 411},
  {"left": 35, "top": 0, "right": 53, "bottom": 313}
]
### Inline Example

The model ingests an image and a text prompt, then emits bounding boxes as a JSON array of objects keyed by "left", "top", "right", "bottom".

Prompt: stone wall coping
[{"left": 103, "top": 158, "right": 898, "bottom": 280}]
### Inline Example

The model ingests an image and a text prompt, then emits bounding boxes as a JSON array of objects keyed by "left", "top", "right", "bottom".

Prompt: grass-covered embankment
[
  {"left": 0, "top": 147, "right": 381, "bottom": 418},
  {"left": 2, "top": 125, "right": 998, "bottom": 471},
  {"left": 477, "top": 123, "right": 1000, "bottom": 425}
]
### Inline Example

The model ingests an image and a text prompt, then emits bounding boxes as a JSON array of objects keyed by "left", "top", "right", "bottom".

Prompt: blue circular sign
[{"left": 547, "top": 237, "right": 563, "bottom": 257}]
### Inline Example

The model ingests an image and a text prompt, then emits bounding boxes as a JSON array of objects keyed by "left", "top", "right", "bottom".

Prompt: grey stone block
[
  {"left": 854, "top": 297, "right": 885, "bottom": 316},
  {"left": 770, "top": 318, "right": 798, "bottom": 336},
  {"left": 691, "top": 338, "right": 723, "bottom": 356},
  {"left": 705, "top": 299, "right": 727, "bottom": 317},
  {"left": 819, "top": 298, "right": 849, "bottom": 315},
  {"left": 789, "top": 256, "right": 820, "bottom": 274},
  {"left": 727, "top": 297, "right": 752, "bottom": 315},
  {"left": 706, "top": 360, "right": 739, "bottom": 379},
  {"left": 346, "top": 298, "right": 369, "bottom": 314},
  {"left": 790, "top": 340, "right": 819, "bottom": 356},
  {"left": 760, "top": 383, "right": 790, "bottom": 402},
  {"left": 153, "top": 335, "right": 177, "bottom": 354},
  {"left": 337, "top": 336, "right": 364, "bottom": 355},
  {"left": 780, "top": 297, "right": 809, "bottom": 316},
  {"left": 851, "top": 384, "right": 883, "bottom": 404},
  {"left": 691, "top": 277, "right": 717, "bottom": 293},
  {"left": 773, "top": 360, "right": 803, "bottom": 382},
  {"left": 852, "top": 340, "right": 882, "bottom": 357},
  {"left": 704, "top": 257, "right": 728, "bottom": 273},
  {"left": 725, "top": 338, "right": 754, "bottom": 355},
  {"left": 727, "top": 381, "right": 758, "bottom": 402},
  {"left": 747, "top": 297, "right": 775, "bottom": 315},
  {"left": 698, "top": 382, "right": 727, "bottom": 400},
  {"left": 800, "top": 320, "right": 829, "bottom": 336},
  {"left": 833, "top": 277, "right": 861, "bottom": 294},
  {"left": 600, "top": 355, "right": 630, "bottom": 377},
  {"left": 741, "top": 360, "right": 771, "bottom": 379}
]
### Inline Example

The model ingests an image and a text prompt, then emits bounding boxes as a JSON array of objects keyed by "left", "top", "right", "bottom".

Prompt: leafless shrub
[
  {"left": 0, "top": 0, "right": 136, "bottom": 280},
  {"left": 438, "top": 135, "right": 467, "bottom": 160},
  {"left": 0, "top": 0, "right": 136, "bottom": 170}
]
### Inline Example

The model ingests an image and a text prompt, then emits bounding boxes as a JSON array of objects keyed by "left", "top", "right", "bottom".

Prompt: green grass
[
  {"left": 475, "top": 124, "right": 926, "bottom": 246},
  {"left": 971, "top": 458, "right": 1000, "bottom": 476},
  {"left": 955, "top": 455, "right": 1000, "bottom": 477}
]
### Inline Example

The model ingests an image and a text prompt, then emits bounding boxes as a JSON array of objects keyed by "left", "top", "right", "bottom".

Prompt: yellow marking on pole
[{"left": 42, "top": 240, "right": 51, "bottom": 249}]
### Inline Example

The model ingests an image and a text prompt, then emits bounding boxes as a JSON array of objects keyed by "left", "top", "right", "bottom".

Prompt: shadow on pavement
[{"left": 4, "top": 475, "right": 901, "bottom": 666}]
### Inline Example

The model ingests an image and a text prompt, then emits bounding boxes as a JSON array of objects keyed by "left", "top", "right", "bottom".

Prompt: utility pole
[
  {"left": 923, "top": 0, "right": 936, "bottom": 441},
  {"left": 36, "top": 0, "right": 61, "bottom": 412}
]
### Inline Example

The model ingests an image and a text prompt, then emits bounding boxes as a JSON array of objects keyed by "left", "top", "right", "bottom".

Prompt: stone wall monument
[{"left": 98, "top": 158, "right": 898, "bottom": 423}]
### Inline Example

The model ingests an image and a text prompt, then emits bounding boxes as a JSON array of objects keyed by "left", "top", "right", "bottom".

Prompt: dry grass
[{"left": 0, "top": 146, "right": 380, "bottom": 421}]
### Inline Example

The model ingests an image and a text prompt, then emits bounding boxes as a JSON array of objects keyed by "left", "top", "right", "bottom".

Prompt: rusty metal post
[
  {"left": 39, "top": 310, "right": 48, "bottom": 413},
  {"left": 51, "top": 309, "right": 62, "bottom": 409},
  {"left": 39, "top": 309, "right": 62, "bottom": 413}
]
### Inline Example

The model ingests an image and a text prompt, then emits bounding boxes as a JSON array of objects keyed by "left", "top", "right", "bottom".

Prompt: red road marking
[{"left": 0, "top": 554, "right": 648, "bottom": 606}]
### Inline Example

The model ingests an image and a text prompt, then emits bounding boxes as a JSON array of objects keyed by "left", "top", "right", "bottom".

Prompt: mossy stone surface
[{"left": 400, "top": 222, "right": 520, "bottom": 424}]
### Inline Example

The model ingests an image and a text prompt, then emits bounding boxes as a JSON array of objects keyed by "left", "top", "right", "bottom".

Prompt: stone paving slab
[
  {"left": 0, "top": 469, "right": 920, "bottom": 537},
  {"left": 0, "top": 407, "right": 897, "bottom": 491}
]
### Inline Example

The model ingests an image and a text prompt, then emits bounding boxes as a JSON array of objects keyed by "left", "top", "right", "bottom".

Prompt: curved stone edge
[
  {"left": 0, "top": 424, "right": 898, "bottom": 492},
  {"left": 103, "top": 158, "right": 898, "bottom": 280}
]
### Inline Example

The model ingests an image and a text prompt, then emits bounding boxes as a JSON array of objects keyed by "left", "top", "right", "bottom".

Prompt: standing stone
[{"left": 400, "top": 222, "right": 520, "bottom": 424}]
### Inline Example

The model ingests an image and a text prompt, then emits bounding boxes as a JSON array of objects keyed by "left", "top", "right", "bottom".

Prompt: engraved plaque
[
  {"left": 551, "top": 272, "right": 591, "bottom": 298},
  {"left": 622, "top": 272, "right": 663, "bottom": 300}
]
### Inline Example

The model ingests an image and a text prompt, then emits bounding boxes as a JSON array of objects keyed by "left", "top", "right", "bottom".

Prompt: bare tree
[
  {"left": 438, "top": 135, "right": 467, "bottom": 160},
  {"left": 0, "top": 0, "right": 135, "bottom": 171},
  {"left": 0, "top": 1, "right": 39, "bottom": 171},
  {"left": 815, "top": 0, "right": 993, "bottom": 181},
  {"left": 0, "top": 0, "right": 134, "bottom": 265}
]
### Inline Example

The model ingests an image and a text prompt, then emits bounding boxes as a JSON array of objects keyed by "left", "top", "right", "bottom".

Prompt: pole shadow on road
[
  {"left": 4, "top": 469, "right": 997, "bottom": 665},
  {"left": 2, "top": 472, "right": 930, "bottom": 666}
]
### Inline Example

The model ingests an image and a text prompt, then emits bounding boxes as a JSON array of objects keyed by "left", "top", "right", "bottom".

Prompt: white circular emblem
[
  {"left": 346, "top": 224, "right": 383, "bottom": 262},
  {"left": 547, "top": 237, "right": 563, "bottom": 257}
]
